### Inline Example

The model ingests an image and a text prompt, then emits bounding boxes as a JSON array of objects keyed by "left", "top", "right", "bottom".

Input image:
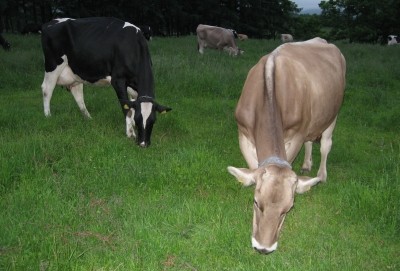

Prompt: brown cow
[
  {"left": 238, "top": 34, "right": 248, "bottom": 41},
  {"left": 196, "top": 24, "right": 243, "bottom": 56},
  {"left": 227, "top": 38, "right": 346, "bottom": 254}
]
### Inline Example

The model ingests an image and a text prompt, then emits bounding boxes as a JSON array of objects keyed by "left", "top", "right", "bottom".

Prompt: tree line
[{"left": 0, "top": 0, "right": 399, "bottom": 43}]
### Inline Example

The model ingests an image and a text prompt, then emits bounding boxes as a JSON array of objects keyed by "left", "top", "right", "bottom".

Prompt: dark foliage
[{"left": 0, "top": 0, "right": 300, "bottom": 39}]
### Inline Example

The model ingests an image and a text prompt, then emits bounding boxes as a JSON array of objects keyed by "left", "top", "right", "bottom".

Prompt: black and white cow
[
  {"left": 41, "top": 17, "right": 171, "bottom": 147},
  {"left": 388, "top": 35, "right": 400, "bottom": 45},
  {"left": 0, "top": 33, "right": 11, "bottom": 50},
  {"left": 139, "top": 25, "right": 152, "bottom": 41}
]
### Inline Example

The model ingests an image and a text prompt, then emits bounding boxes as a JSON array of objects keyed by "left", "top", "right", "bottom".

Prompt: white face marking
[
  {"left": 141, "top": 102, "right": 152, "bottom": 129},
  {"left": 123, "top": 22, "right": 140, "bottom": 33}
]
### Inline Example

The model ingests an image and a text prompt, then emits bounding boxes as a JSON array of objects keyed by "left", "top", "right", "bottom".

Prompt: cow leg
[
  {"left": 197, "top": 39, "right": 205, "bottom": 54},
  {"left": 296, "top": 118, "right": 338, "bottom": 194},
  {"left": 238, "top": 132, "right": 258, "bottom": 170},
  {"left": 300, "top": 141, "right": 313, "bottom": 173},
  {"left": 127, "top": 87, "right": 138, "bottom": 100},
  {"left": 70, "top": 83, "right": 91, "bottom": 119},
  {"left": 316, "top": 117, "right": 337, "bottom": 183},
  {"left": 111, "top": 78, "right": 130, "bottom": 115},
  {"left": 41, "top": 61, "right": 68, "bottom": 117},
  {"left": 285, "top": 137, "right": 304, "bottom": 164}
]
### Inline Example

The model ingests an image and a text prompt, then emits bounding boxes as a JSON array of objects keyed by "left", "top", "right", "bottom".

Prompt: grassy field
[{"left": 0, "top": 34, "right": 399, "bottom": 270}]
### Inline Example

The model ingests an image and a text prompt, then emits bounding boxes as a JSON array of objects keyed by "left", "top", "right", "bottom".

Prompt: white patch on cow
[
  {"left": 56, "top": 56, "right": 112, "bottom": 87},
  {"left": 141, "top": 102, "right": 152, "bottom": 129},
  {"left": 55, "top": 18, "right": 74, "bottom": 24},
  {"left": 123, "top": 22, "right": 140, "bottom": 33},
  {"left": 252, "top": 237, "right": 278, "bottom": 253},
  {"left": 42, "top": 54, "right": 113, "bottom": 118}
]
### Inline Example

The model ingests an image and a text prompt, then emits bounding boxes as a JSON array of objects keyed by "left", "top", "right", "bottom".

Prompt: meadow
[{"left": 0, "top": 34, "right": 399, "bottom": 270}]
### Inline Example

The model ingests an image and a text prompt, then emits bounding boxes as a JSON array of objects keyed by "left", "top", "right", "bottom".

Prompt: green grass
[{"left": 0, "top": 33, "right": 399, "bottom": 270}]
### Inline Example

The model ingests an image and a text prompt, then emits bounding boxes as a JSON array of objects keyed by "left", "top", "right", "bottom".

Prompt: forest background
[{"left": 1, "top": 0, "right": 400, "bottom": 44}]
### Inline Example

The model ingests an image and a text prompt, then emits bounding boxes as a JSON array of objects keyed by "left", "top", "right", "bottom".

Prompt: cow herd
[{"left": 2, "top": 17, "right": 351, "bottom": 254}]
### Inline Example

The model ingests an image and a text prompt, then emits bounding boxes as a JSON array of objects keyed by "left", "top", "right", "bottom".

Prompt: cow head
[
  {"left": 125, "top": 96, "right": 171, "bottom": 147},
  {"left": 223, "top": 46, "right": 244, "bottom": 56},
  {"left": 388, "top": 35, "right": 399, "bottom": 45},
  {"left": 227, "top": 163, "right": 298, "bottom": 254}
]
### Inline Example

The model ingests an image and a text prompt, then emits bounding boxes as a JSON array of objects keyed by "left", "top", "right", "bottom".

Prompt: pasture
[{"left": 0, "top": 34, "right": 399, "bottom": 270}]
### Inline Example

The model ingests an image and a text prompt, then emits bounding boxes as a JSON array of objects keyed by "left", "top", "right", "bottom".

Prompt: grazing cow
[
  {"left": 196, "top": 24, "right": 243, "bottom": 56},
  {"left": 139, "top": 25, "right": 152, "bottom": 41},
  {"left": 387, "top": 35, "right": 399, "bottom": 45},
  {"left": 227, "top": 38, "right": 346, "bottom": 254},
  {"left": 0, "top": 33, "right": 11, "bottom": 50},
  {"left": 281, "top": 34, "right": 293, "bottom": 43},
  {"left": 238, "top": 34, "right": 248, "bottom": 41},
  {"left": 41, "top": 17, "right": 171, "bottom": 147}
]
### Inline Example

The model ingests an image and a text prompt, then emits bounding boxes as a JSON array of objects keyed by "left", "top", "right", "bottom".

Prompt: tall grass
[{"left": 0, "top": 33, "right": 399, "bottom": 270}]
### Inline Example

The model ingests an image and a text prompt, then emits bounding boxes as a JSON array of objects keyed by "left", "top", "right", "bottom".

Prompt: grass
[{"left": 0, "top": 33, "right": 399, "bottom": 270}]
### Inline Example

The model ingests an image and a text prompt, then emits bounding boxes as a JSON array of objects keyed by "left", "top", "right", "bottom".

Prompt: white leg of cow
[
  {"left": 285, "top": 136, "right": 304, "bottom": 164},
  {"left": 296, "top": 118, "right": 338, "bottom": 193},
  {"left": 127, "top": 87, "right": 138, "bottom": 100},
  {"left": 125, "top": 109, "right": 136, "bottom": 139},
  {"left": 70, "top": 83, "right": 91, "bottom": 119},
  {"left": 42, "top": 74, "right": 56, "bottom": 117},
  {"left": 238, "top": 133, "right": 258, "bottom": 170},
  {"left": 316, "top": 117, "right": 337, "bottom": 183},
  {"left": 41, "top": 62, "right": 68, "bottom": 117},
  {"left": 301, "top": 141, "right": 313, "bottom": 173}
]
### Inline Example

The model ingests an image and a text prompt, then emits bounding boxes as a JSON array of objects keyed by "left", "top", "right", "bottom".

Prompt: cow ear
[
  {"left": 227, "top": 166, "right": 257, "bottom": 186},
  {"left": 295, "top": 176, "right": 320, "bottom": 194},
  {"left": 155, "top": 103, "right": 172, "bottom": 114}
]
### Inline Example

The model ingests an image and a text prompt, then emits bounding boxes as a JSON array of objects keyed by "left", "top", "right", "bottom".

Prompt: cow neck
[{"left": 255, "top": 55, "right": 287, "bottom": 165}]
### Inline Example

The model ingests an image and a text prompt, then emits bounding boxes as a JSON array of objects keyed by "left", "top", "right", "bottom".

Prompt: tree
[{"left": 320, "top": 0, "right": 400, "bottom": 43}]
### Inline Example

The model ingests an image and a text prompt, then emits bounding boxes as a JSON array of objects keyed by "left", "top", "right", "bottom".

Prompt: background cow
[
  {"left": 139, "top": 25, "right": 152, "bottom": 41},
  {"left": 228, "top": 37, "right": 346, "bottom": 254},
  {"left": 387, "top": 35, "right": 399, "bottom": 45},
  {"left": 41, "top": 17, "right": 171, "bottom": 147},
  {"left": 281, "top": 33, "right": 293, "bottom": 43},
  {"left": 196, "top": 24, "right": 243, "bottom": 56},
  {"left": 0, "top": 33, "right": 11, "bottom": 50},
  {"left": 238, "top": 34, "right": 248, "bottom": 41}
]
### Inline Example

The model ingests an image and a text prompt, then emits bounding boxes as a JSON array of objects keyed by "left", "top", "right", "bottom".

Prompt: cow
[
  {"left": 0, "top": 33, "right": 11, "bottom": 50},
  {"left": 238, "top": 34, "right": 248, "bottom": 41},
  {"left": 196, "top": 24, "right": 243, "bottom": 56},
  {"left": 387, "top": 35, "right": 399, "bottom": 45},
  {"left": 40, "top": 17, "right": 171, "bottom": 148},
  {"left": 227, "top": 37, "right": 346, "bottom": 254},
  {"left": 139, "top": 25, "right": 152, "bottom": 41},
  {"left": 281, "top": 34, "right": 293, "bottom": 43}
]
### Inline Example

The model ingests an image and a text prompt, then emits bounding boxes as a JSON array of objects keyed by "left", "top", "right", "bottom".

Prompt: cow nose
[
  {"left": 252, "top": 238, "right": 278, "bottom": 254},
  {"left": 254, "top": 247, "right": 275, "bottom": 255}
]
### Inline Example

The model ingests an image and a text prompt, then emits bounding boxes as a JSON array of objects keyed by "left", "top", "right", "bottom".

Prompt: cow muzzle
[{"left": 252, "top": 237, "right": 278, "bottom": 254}]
